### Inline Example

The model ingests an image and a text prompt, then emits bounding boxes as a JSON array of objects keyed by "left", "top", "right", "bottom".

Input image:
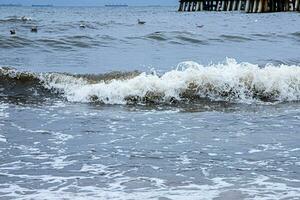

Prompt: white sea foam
[
  {"left": 80, "top": 163, "right": 108, "bottom": 175},
  {"left": 11, "top": 123, "right": 74, "bottom": 145},
  {"left": 2, "top": 174, "right": 299, "bottom": 200},
  {"left": 0, "top": 103, "right": 8, "bottom": 143},
  {"left": 0, "top": 135, "right": 6, "bottom": 143},
  {"left": 0, "top": 103, "right": 9, "bottom": 118},
  {"left": 40, "top": 59, "right": 300, "bottom": 104},
  {"left": 19, "top": 16, "right": 32, "bottom": 21},
  {"left": 41, "top": 155, "right": 76, "bottom": 169},
  {"left": 1, "top": 165, "right": 300, "bottom": 200}
]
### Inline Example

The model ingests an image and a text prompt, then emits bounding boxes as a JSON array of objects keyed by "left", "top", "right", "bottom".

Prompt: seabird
[
  {"left": 31, "top": 26, "right": 38, "bottom": 32},
  {"left": 138, "top": 19, "right": 146, "bottom": 25},
  {"left": 79, "top": 24, "right": 86, "bottom": 28},
  {"left": 10, "top": 29, "right": 16, "bottom": 35}
]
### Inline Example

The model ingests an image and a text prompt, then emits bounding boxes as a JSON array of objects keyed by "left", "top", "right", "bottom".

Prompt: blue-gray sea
[{"left": 0, "top": 6, "right": 300, "bottom": 200}]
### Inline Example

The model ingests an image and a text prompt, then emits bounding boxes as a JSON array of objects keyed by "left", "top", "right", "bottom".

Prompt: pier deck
[{"left": 178, "top": 0, "right": 300, "bottom": 12}]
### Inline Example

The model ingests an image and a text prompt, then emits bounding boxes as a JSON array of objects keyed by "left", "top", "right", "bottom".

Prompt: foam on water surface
[
  {"left": 2, "top": 58, "right": 300, "bottom": 105},
  {"left": 0, "top": 99, "right": 300, "bottom": 200},
  {"left": 0, "top": 103, "right": 8, "bottom": 143},
  {"left": 42, "top": 59, "right": 300, "bottom": 104},
  {"left": 1, "top": 173, "right": 299, "bottom": 200}
]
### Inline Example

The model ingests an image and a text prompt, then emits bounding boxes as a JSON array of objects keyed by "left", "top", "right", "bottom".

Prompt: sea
[{"left": 0, "top": 6, "right": 300, "bottom": 200}]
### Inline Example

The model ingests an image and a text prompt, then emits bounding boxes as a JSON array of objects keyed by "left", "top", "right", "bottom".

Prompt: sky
[{"left": 0, "top": 0, "right": 178, "bottom": 6}]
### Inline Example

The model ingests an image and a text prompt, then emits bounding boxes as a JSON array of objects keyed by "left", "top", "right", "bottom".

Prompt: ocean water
[{"left": 0, "top": 6, "right": 300, "bottom": 200}]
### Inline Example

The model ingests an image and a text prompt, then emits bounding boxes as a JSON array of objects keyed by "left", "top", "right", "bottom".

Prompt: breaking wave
[{"left": 1, "top": 58, "right": 300, "bottom": 105}]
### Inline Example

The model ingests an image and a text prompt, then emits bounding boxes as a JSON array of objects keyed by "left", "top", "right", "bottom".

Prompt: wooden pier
[{"left": 178, "top": 0, "right": 300, "bottom": 12}]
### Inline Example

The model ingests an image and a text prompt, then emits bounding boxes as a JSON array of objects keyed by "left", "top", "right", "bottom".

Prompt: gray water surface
[
  {"left": 0, "top": 7, "right": 300, "bottom": 73},
  {"left": 0, "top": 6, "right": 300, "bottom": 200}
]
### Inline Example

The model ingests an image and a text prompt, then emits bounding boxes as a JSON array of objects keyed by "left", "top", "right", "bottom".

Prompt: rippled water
[
  {"left": 1, "top": 6, "right": 300, "bottom": 73},
  {"left": 0, "top": 6, "right": 300, "bottom": 200}
]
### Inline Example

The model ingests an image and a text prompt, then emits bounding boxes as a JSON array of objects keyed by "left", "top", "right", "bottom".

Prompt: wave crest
[
  {"left": 40, "top": 59, "right": 300, "bottom": 104},
  {"left": 1, "top": 59, "right": 300, "bottom": 105}
]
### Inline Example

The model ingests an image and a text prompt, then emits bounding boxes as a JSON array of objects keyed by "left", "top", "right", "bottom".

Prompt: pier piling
[{"left": 178, "top": 0, "right": 299, "bottom": 12}]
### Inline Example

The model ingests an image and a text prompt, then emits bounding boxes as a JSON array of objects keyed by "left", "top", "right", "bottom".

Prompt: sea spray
[
  {"left": 1, "top": 59, "right": 300, "bottom": 104},
  {"left": 40, "top": 59, "right": 300, "bottom": 104}
]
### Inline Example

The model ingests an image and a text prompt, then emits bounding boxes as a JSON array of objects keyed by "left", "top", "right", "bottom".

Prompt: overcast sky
[{"left": 0, "top": 0, "right": 178, "bottom": 6}]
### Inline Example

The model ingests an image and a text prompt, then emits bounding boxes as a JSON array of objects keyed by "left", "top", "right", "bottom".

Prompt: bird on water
[
  {"left": 138, "top": 19, "right": 146, "bottom": 25},
  {"left": 10, "top": 29, "right": 16, "bottom": 35},
  {"left": 31, "top": 26, "right": 38, "bottom": 32}
]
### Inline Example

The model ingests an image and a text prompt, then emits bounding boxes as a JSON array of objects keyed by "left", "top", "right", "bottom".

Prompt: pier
[{"left": 178, "top": 0, "right": 300, "bottom": 12}]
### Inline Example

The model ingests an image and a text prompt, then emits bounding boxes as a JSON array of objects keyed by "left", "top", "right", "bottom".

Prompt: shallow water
[{"left": 0, "top": 6, "right": 300, "bottom": 200}]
